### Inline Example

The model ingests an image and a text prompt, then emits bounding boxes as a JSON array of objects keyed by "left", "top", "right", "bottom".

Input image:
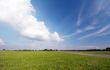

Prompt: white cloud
[
  {"left": 0, "top": 39, "right": 5, "bottom": 45},
  {"left": 0, "top": 0, "right": 63, "bottom": 42}
]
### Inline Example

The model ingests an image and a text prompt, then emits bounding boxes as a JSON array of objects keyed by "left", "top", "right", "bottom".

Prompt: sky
[{"left": 0, "top": 0, "right": 110, "bottom": 50}]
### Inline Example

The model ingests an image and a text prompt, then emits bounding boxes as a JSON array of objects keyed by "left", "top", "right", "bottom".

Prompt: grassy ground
[
  {"left": 78, "top": 51, "right": 110, "bottom": 55},
  {"left": 0, "top": 51, "right": 110, "bottom": 70}
]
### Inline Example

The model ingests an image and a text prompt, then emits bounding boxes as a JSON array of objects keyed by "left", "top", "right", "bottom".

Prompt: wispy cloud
[
  {"left": 63, "top": 2, "right": 87, "bottom": 39},
  {"left": 95, "top": 0, "right": 104, "bottom": 14},
  {"left": 62, "top": 29, "right": 83, "bottom": 39},
  {"left": 65, "top": 0, "right": 110, "bottom": 40},
  {"left": 76, "top": 2, "right": 85, "bottom": 26},
  {"left": 62, "top": 32, "right": 77, "bottom": 39},
  {"left": 84, "top": 26, "right": 95, "bottom": 31},
  {"left": 93, "top": 0, "right": 110, "bottom": 15},
  {"left": 63, "top": 25, "right": 95, "bottom": 39},
  {"left": 79, "top": 24, "right": 110, "bottom": 39}
]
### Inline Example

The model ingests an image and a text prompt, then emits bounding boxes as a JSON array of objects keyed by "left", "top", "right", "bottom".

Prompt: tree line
[{"left": 2, "top": 47, "right": 110, "bottom": 51}]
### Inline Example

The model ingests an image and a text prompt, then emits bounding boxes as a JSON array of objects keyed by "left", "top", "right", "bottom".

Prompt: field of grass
[
  {"left": 78, "top": 51, "right": 110, "bottom": 55},
  {"left": 0, "top": 51, "right": 110, "bottom": 70}
]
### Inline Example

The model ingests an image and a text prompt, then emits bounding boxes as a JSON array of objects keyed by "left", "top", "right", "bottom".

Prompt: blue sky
[{"left": 0, "top": 0, "right": 110, "bottom": 50}]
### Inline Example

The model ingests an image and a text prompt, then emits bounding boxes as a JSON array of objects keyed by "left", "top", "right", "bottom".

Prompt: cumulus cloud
[
  {"left": 0, "top": 39, "right": 5, "bottom": 45},
  {"left": 0, "top": 0, "right": 63, "bottom": 42}
]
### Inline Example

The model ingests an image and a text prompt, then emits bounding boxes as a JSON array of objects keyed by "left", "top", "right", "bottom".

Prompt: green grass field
[{"left": 0, "top": 51, "right": 110, "bottom": 70}]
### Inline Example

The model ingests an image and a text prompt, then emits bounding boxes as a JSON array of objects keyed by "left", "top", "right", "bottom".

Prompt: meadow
[{"left": 0, "top": 51, "right": 110, "bottom": 70}]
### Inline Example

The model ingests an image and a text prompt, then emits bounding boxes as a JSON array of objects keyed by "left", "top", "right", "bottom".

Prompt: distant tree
[
  {"left": 49, "top": 49, "right": 53, "bottom": 51},
  {"left": 44, "top": 49, "right": 48, "bottom": 51},
  {"left": 3, "top": 49, "right": 5, "bottom": 51},
  {"left": 106, "top": 47, "right": 110, "bottom": 51}
]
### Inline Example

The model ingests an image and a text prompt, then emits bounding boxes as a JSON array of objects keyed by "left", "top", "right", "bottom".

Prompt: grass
[{"left": 0, "top": 51, "right": 110, "bottom": 70}]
